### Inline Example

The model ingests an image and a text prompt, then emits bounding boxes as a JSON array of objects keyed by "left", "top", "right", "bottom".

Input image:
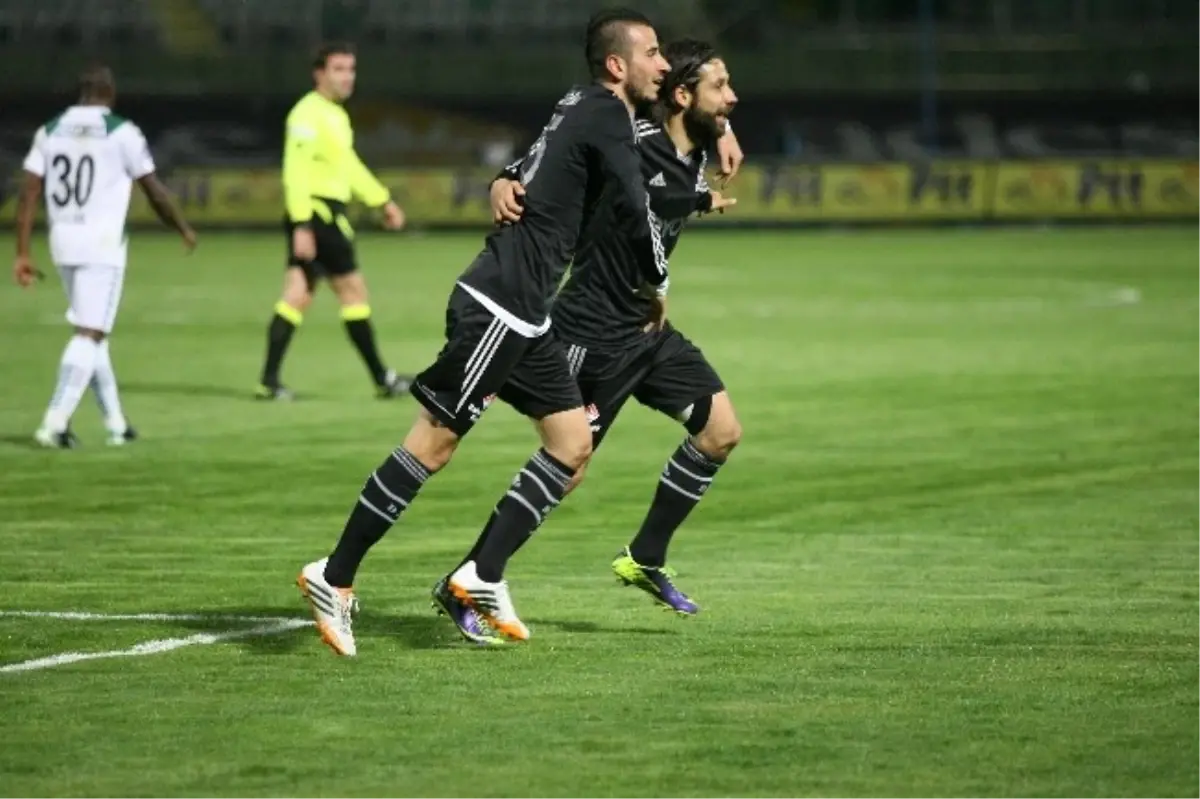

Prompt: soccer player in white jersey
[{"left": 13, "top": 63, "right": 196, "bottom": 449}]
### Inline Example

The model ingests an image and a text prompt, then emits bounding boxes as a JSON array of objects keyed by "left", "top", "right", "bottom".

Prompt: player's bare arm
[
  {"left": 13, "top": 170, "right": 42, "bottom": 287},
  {"left": 715, "top": 125, "right": 744, "bottom": 185},
  {"left": 137, "top": 174, "right": 196, "bottom": 252}
]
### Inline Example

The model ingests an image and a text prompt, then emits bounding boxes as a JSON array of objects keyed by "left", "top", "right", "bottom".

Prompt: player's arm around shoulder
[{"left": 713, "top": 122, "right": 744, "bottom": 185}]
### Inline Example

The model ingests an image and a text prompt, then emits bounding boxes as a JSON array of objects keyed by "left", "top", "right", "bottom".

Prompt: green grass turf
[{"left": 0, "top": 227, "right": 1196, "bottom": 797}]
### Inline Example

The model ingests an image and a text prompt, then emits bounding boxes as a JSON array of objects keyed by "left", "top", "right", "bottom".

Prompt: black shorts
[
  {"left": 284, "top": 198, "right": 357, "bottom": 288},
  {"left": 411, "top": 285, "right": 583, "bottom": 437},
  {"left": 566, "top": 324, "right": 725, "bottom": 447}
]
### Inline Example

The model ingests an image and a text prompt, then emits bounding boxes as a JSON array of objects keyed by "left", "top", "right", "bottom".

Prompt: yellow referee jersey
[{"left": 282, "top": 90, "right": 390, "bottom": 224}]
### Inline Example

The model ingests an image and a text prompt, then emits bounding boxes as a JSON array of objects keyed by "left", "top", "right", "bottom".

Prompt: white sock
[
  {"left": 90, "top": 339, "right": 128, "bottom": 434},
  {"left": 42, "top": 335, "right": 100, "bottom": 433}
]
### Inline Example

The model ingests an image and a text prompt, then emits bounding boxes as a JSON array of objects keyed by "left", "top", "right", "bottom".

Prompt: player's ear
[
  {"left": 673, "top": 84, "right": 691, "bottom": 111},
  {"left": 606, "top": 52, "right": 627, "bottom": 82}
]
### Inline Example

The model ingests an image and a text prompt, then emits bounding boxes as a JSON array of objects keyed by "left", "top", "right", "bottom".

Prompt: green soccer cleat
[{"left": 611, "top": 548, "right": 699, "bottom": 615}]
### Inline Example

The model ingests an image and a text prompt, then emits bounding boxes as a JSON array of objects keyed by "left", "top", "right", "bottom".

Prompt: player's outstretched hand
[
  {"left": 382, "top": 201, "right": 406, "bottom": 230},
  {"left": 715, "top": 128, "right": 744, "bottom": 186},
  {"left": 13, "top": 255, "right": 38, "bottom": 288},
  {"left": 490, "top": 179, "right": 525, "bottom": 224},
  {"left": 181, "top": 226, "right": 198, "bottom": 254},
  {"left": 708, "top": 191, "right": 737, "bottom": 214}
]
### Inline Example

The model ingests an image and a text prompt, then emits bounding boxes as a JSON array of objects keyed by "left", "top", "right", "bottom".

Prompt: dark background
[{"left": 0, "top": 0, "right": 1195, "bottom": 170}]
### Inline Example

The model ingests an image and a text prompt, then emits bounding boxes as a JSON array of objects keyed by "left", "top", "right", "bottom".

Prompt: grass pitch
[{"left": 0, "top": 227, "right": 1196, "bottom": 797}]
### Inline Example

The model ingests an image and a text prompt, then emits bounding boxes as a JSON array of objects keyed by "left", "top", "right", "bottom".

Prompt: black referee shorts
[
  {"left": 284, "top": 197, "right": 357, "bottom": 290},
  {"left": 411, "top": 284, "right": 583, "bottom": 438},
  {"left": 564, "top": 324, "right": 725, "bottom": 448}
]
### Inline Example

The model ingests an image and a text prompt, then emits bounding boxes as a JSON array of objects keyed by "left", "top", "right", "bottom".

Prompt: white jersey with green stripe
[{"left": 22, "top": 105, "right": 156, "bottom": 269}]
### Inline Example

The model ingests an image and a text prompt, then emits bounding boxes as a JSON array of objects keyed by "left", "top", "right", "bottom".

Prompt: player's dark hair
[
  {"left": 659, "top": 38, "right": 718, "bottom": 114},
  {"left": 78, "top": 62, "right": 115, "bottom": 102},
  {"left": 313, "top": 41, "right": 356, "bottom": 70},
  {"left": 585, "top": 7, "right": 655, "bottom": 81}
]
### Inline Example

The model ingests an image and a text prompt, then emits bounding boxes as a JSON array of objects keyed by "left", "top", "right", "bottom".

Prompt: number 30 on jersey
[{"left": 50, "top": 154, "right": 96, "bottom": 209}]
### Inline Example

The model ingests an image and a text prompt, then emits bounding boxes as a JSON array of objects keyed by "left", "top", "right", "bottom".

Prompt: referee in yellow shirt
[{"left": 257, "top": 42, "right": 411, "bottom": 401}]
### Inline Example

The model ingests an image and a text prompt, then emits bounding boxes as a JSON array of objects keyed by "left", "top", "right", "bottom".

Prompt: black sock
[
  {"left": 342, "top": 307, "right": 388, "bottom": 385},
  {"left": 261, "top": 305, "right": 300, "bottom": 386},
  {"left": 324, "top": 446, "right": 431, "bottom": 587},
  {"left": 474, "top": 449, "right": 574, "bottom": 582},
  {"left": 455, "top": 505, "right": 500, "bottom": 575},
  {"left": 629, "top": 439, "right": 723, "bottom": 568}
]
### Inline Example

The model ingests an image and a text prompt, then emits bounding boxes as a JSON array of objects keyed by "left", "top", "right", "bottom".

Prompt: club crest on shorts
[
  {"left": 467, "top": 393, "right": 498, "bottom": 423},
  {"left": 585, "top": 403, "right": 601, "bottom": 433}
]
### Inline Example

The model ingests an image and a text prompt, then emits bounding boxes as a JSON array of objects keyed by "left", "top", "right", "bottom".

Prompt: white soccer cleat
[
  {"left": 106, "top": 425, "right": 137, "bottom": 447},
  {"left": 296, "top": 557, "right": 357, "bottom": 656},
  {"left": 34, "top": 427, "right": 77, "bottom": 449},
  {"left": 447, "top": 560, "right": 530, "bottom": 642}
]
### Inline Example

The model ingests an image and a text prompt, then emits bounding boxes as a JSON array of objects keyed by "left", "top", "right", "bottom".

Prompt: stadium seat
[{"left": 0, "top": 0, "right": 158, "bottom": 44}]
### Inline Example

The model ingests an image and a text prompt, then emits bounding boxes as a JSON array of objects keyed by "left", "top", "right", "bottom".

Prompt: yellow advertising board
[
  {"left": 5, "top": 159, "right": 1195, "bottom": 228},
  {"left": 124, "top": 167, "right": 499, "bottom": 226},
  {"left": 991, "top": 159, "right": 1199, "bottom": 219},
  {"left": 721, "top": 162, "right": 988, "bottom": 222}
]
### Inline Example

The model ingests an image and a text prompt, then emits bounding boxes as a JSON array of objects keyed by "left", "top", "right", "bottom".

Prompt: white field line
[
  {"left": 0, "top": 611, "right": 313, "bottom": 675},
  {"left": 0, "top": 610, "right": 303, "bottom": 624}
]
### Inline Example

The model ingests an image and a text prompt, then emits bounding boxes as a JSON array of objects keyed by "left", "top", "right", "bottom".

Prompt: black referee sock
[
  {"left": 341, "top": 304, "right": 389, "bottom": 386},
  {"left": 629, "top": 439, "right": 723, "bottom": 568},
  {"left": 324, "top": 446, "right": 431, "bottom": 587},
  {"left": 474, "top": 449, "right": 574, "bottom": 582},
  {"left": 261, "top": 301, "right": 301, "bottom": 386}
]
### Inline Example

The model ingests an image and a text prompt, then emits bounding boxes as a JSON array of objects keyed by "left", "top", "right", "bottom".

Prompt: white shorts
[{"left": 57, "top": 264, "right": 125, "bottom": 334}]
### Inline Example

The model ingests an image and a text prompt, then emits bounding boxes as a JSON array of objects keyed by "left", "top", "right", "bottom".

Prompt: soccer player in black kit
[
  {"left": 294, "top": 8, "right": 670, "bottom": 656},
  {"left": 471, "top": 38, "right": 743, "bottom": 629}
]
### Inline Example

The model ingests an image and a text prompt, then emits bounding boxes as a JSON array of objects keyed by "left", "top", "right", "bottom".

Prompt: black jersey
[
  {"left": 458, "top": 84, "right": 668, "bottom": 330},
  {"left": 551, "top": 119, "right": 713, "bottom": 352}
]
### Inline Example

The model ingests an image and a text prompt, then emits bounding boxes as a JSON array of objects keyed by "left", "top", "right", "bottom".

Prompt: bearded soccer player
[
  {"left": 448, "top": 39, "right": 742, "bottom": 639},
  {"left": 295, "top": 9, "right": 671, "bottom": 655},
  {"left": 14, "top": 63, "right": 196, "bottom": 448},
  {"left": 257, "top": 42, "right": 412, "bottom": 401}
]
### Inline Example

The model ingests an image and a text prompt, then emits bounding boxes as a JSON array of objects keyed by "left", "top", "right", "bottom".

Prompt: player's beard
[
  {"left": 682, "top": 104, "right": 724, "bottom": 150},
  {"left": 631, "top": 80, "right": 660, "bottom": 119}
]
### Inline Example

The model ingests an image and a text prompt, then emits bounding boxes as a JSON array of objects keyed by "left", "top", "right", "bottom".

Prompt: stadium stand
[
  {"left": 193, "top": 0, "right": 322, "bottom": 45},
  {"left": 0, "top": 0, "right": 159, "bottom": 45},
  {"left": 192, "top": 0, "right": 695, "bottom": 45}
]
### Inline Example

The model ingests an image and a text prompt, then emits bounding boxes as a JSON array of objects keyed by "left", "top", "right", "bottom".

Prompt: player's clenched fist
[{"left": 13, "top": 255, "right": 38, "bottom": 288}]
